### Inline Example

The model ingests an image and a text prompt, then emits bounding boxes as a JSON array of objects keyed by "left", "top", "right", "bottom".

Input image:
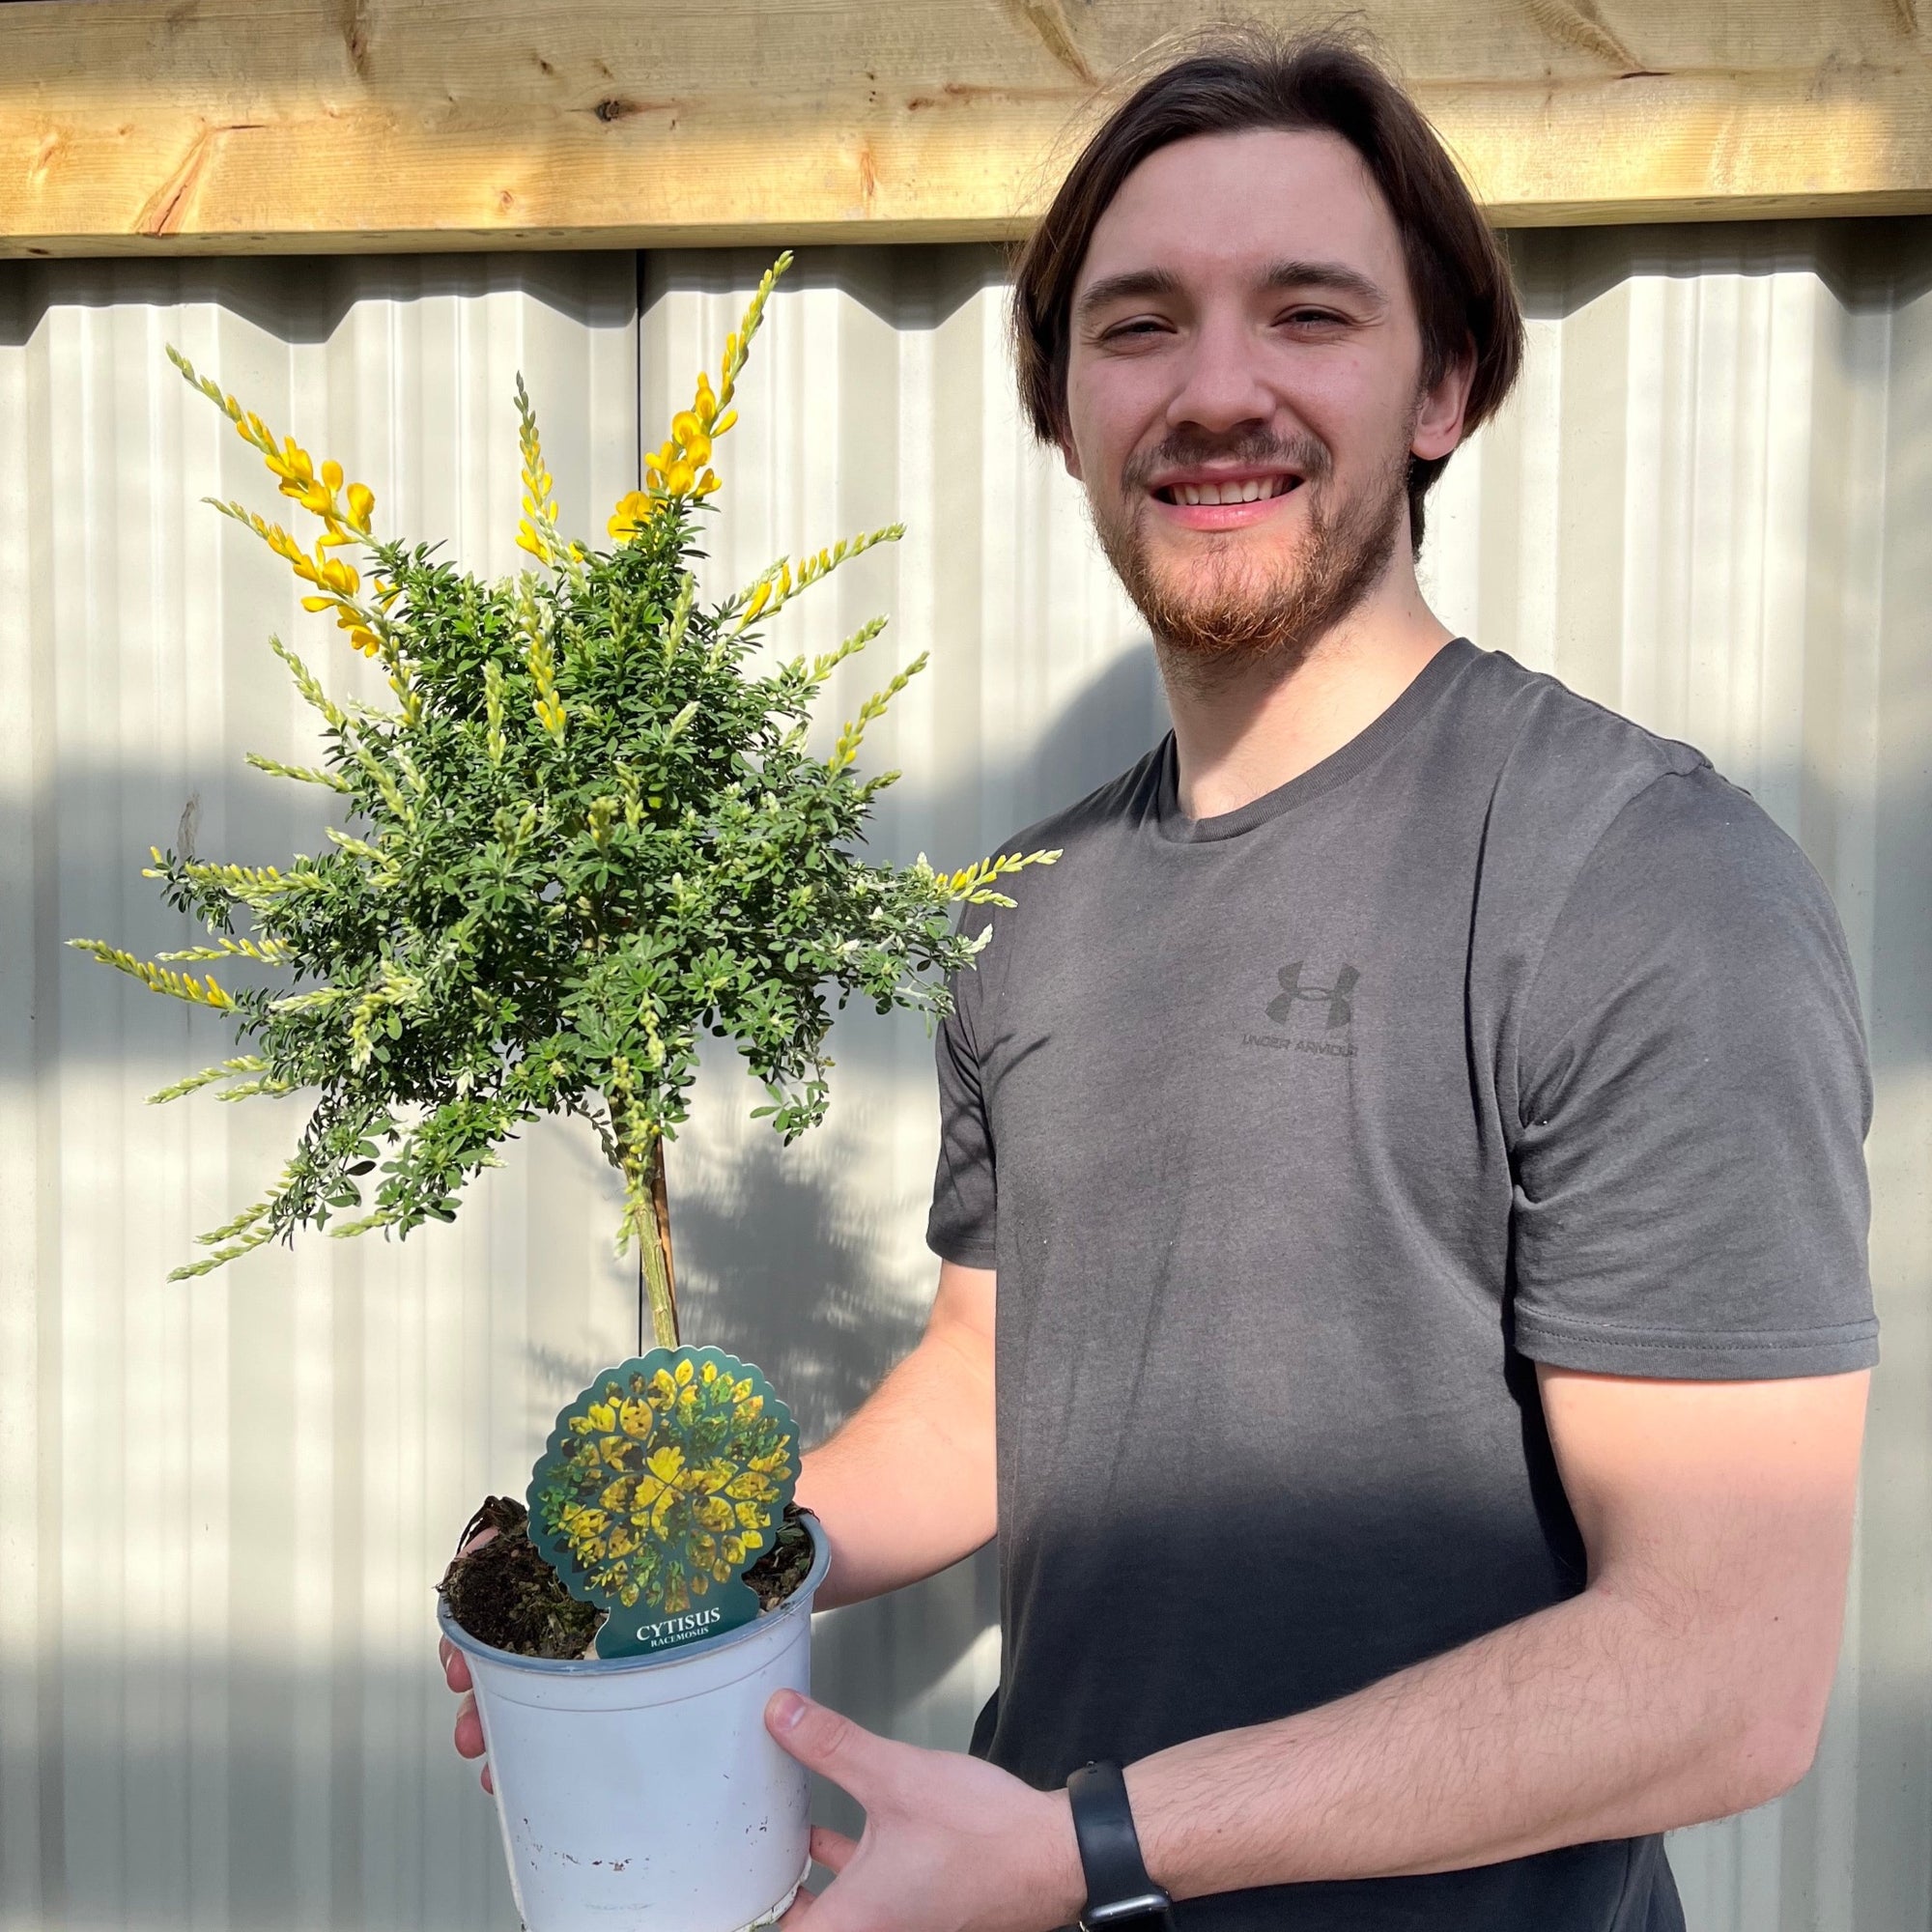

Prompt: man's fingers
[
  {"left": 481, "top": 1763, "right": 494, "bottom": 1796},
  {"left": 441, "top": 1642, "right": 473, "bottom": 1693},
  {"left": 764, "top": 1692, "right": 891, "bottom": 1801},
  {"left": 777, "top": 1883, "right": 817, "bottom": 1925},
  {"left": 453, "top": 1690, "right": 486, "bottom": 1761},
  {"left": 809, "top": 1825, "right": 858, "bottom": 1874}
]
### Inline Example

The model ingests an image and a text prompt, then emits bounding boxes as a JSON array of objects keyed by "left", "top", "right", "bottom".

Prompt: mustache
[{"left": 1122, "top": 431, "right": 1334, "bottom": 493}]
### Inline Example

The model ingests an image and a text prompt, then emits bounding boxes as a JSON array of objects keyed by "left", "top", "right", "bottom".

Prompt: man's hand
[
  {"left": 440, "top": 1519, "right": 498, "bottom": 1794},
  {"left": 440, "top": 1637, "right": 493, "bottom": 1793},
  {"left": 764, "top": 1691, "right": 1085, "bottom": 1932}
]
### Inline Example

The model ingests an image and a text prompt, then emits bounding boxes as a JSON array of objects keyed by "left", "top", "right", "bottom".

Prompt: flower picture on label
[{"left": 529, "top": 1349, "right": 798, "bottom": 1634}]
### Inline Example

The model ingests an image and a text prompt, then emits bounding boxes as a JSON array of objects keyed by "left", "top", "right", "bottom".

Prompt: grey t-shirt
[{"left": 926, "top": 639, "right": 1876, "bottom": 1932}]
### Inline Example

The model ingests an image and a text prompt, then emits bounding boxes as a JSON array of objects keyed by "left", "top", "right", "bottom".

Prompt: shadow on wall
[
  {"left": 0, "top": 249, "right": 636, "bottom": 350},
  {"left": 644, "top": 242, "right": 1012, "bottom": 337},
  {"left": 1016, "top": 639, "right": 1169, "bottom": 830},
  {"left": 672, "top": 1128, "right": 925, "bottom": 1446},
  {"left": 1502, "top": 215, "right": 1932, "bottom": 323}
]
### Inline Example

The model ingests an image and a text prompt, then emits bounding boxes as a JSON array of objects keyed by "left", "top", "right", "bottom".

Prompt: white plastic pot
[{"left": 438, "top": 1514, "right": 831, "bottom": 1932}]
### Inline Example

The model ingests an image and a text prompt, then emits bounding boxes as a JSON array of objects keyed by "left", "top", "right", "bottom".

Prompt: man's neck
[{"left": 1161, "top": 576, "right": 1454, "bottom": 823}]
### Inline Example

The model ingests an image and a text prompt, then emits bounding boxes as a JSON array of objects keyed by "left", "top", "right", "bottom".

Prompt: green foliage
[{"left": 71, "top": 260, "right": 1058, "bottom": 1282}]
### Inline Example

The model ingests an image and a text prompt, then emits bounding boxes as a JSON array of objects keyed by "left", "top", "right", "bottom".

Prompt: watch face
[{"left": 1081, "top": 1893, "right": 1174, "bottom": 1928}]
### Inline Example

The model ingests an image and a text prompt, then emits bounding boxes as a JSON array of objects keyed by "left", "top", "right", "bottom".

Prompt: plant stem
[{"left": 639, "top": 1135, "right": 679, "bottom": 1350}]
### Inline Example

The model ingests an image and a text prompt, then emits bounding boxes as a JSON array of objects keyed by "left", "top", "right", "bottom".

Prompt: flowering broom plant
[{"left": 72, "top": 253, "right": 1054, "bottom": 1359}]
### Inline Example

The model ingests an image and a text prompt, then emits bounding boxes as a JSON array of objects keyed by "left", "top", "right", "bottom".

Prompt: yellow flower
[
  {"left": 614, "top": 258, "right": 788, "bottom": 530},
  {"left": 513, "top": 372, "right": 564, "bottom": 569},
  {"left": 165, "top": 351, "right": 386, "bottom": 659},
  {"left": 607, "top": 491, "right": 659, "bottom": 542}
]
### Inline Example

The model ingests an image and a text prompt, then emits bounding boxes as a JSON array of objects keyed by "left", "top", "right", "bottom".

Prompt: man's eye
[
  {"left": 1280, "top": 308, "right": 1346, "bottom": 328},
  {"left": 1101, "top": 319, "right": 1169, "bottom": 340}
]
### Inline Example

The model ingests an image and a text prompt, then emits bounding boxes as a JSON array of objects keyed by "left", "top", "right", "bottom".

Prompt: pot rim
[{"left": 437, "top": 1509, "right": 830, "bottom": 1678}]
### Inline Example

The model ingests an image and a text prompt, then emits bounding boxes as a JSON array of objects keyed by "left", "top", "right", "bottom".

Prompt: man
[{"left": 446, "top": 33, "right": 1877, "bottom": 1930}]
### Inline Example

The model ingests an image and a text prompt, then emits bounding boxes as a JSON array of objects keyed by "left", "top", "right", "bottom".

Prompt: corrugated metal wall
[
  {"left": 1, "top": 221, "right": 1926, "bottom": 1929},
  {"left": 0, "top": 254, "right": 647, "bottom": 1932}
]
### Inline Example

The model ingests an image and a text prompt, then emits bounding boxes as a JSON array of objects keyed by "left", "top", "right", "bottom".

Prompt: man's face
[{"left": 1060, "top": 128, "right": 1467, "bottom": 671}]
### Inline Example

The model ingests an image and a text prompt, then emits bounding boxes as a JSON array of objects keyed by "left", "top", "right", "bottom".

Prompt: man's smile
[{"left": 1144, "top": 466, "right": 1306, "bottom": 530}]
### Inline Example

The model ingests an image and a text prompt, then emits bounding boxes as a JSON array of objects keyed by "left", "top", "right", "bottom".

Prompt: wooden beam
[{"left": 3, "top": 0, "right": 1930, "bottom": 256}]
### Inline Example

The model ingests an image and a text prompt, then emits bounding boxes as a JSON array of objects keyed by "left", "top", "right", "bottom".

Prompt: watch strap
[{"left": 1065, "top": 1760, "right": 1173, "bottom": 1928}]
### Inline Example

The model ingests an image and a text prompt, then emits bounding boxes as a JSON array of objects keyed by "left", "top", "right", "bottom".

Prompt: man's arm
[
  {"left": 768, "top": 1365, "right": 1867, "bottom": 1928},
  {"left": 798, "top": 1259, "right": 998, "bottom": 1609},
  {"left": 1122, "top": 1365, "right": 1867, "bottom": 1894}
]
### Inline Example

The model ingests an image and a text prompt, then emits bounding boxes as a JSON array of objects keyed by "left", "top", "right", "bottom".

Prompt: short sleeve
[
  {"left": 1509, "top": 769, "right": 1877, "bottom": 1378},
  {"left": 926, "top": 974, "right": 999, "bottom": 1268}
]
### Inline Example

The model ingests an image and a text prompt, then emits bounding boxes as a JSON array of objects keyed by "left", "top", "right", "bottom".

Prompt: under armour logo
[{"left": 1266, "top": 961, "right": 1358, "bottom": 1030}]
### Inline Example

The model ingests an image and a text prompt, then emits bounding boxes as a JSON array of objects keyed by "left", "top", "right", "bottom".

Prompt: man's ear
[
  {"left": 1412, "top": 341, "right": 1477, "bottom": 464},
  {"left": 1057, "top": 424, "right": 1084, "bottom": 484}
]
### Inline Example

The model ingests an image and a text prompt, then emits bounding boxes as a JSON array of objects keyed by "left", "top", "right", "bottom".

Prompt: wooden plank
[{"left": 2, "top": 0, "right": 1929, "bottom": 254}]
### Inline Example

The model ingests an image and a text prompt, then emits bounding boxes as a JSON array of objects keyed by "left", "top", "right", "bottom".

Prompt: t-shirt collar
[{"left": 1150, "top": 637, "right": 1476, "bottom": 844}]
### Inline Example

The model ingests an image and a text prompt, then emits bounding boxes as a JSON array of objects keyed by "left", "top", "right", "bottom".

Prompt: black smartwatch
[{"left": 1065, "top": 1760, "right": 1175, "bottom": 1928}]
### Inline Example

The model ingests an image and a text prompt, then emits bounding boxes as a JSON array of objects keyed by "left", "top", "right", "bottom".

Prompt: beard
[{"left": 1091, "top": 425, "right": 1412, "bottom": 684}]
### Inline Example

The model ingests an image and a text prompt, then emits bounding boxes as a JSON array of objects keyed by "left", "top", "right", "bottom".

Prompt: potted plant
[{"left": 71, "top": 253, "right": 1052, "bottom": 1932}]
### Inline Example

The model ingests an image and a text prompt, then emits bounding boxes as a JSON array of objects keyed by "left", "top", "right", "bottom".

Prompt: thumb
[{"left": 765, "top": 1691, "right": 887, "bottom": 1798}]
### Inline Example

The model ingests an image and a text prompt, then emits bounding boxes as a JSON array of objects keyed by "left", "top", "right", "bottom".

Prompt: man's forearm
[
  {"left": 796, "top": 1264, "right": 998, "bottom": 1609},
  {"left": 1100, "top": 1366, "right": 1863, "bottom": 1907},
  {"left": 1125, "top": 1566, "right": 1821, "bottom": 1899}
]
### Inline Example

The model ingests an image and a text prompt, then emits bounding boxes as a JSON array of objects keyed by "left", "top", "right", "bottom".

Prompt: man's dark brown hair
[{"left": 1010, "top": 29, "right": 1524, "bottom": 554}]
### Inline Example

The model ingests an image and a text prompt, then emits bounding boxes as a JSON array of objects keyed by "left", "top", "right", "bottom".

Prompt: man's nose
[{"left": 1165, "top": 315, "right": 1276, "bottom": 434}]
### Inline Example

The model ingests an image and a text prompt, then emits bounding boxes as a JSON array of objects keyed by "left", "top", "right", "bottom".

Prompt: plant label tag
[{"left": 526, "top": 1348, "right": 799, "bottom": 1661}]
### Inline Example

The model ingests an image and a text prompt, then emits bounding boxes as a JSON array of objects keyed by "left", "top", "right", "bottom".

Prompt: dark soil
[
  {"left": 439, "top": 1495, "right": 603, "bottom": 1659},
  {"left": 439, "top": 1495, "right": 815, "bottom": 1658}
]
